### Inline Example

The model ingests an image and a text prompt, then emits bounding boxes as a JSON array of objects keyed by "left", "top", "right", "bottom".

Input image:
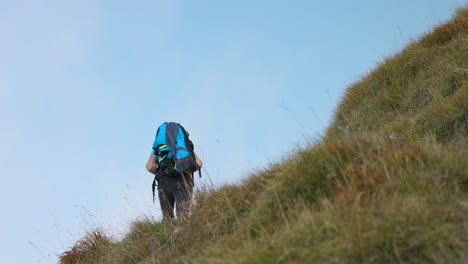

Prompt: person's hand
[{"left": 195, "top": 154, "right": 203, "bottom": 169}]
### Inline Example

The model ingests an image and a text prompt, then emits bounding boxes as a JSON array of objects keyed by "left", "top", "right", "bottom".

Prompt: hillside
[{"left": 60, "top": 8, "right": 468, "bottom": 264}]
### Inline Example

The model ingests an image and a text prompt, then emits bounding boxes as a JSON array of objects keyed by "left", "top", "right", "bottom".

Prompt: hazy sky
[{"left": 1, "top": 1, "right": 465, "bottom": 263}]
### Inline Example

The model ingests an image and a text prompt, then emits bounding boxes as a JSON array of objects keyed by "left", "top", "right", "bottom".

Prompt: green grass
[
  {"left": 329, "top": 8, "right": 468, "bottom": 143},
  {"left": 60, "top": 7, "right": 468, "bottom": 264}
]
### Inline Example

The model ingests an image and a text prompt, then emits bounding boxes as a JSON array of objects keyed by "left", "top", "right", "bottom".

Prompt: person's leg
[
  {"left": 158, "top": 186, "right": 175, "bottom": 219},
  {"left": 173, "top": 173, "right": 193, "bottom": 218}
]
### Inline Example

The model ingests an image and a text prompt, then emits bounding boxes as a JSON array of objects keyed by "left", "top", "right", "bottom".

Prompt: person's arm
[
  {"left": 146, "top": 154, "right": 158, "bottom": 174},
  {"left": 195, "top": 153, "right": 203, "bottom": 169}
]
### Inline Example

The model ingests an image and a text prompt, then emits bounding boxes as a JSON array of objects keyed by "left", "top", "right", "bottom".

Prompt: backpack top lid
[{"left": 153, "top": 122, "right": 178, "bottom": 154}]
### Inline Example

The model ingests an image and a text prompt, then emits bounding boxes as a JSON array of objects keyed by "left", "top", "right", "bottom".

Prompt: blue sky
[{"left": 0, "top": 1, "right": 465, "bottom": 263}]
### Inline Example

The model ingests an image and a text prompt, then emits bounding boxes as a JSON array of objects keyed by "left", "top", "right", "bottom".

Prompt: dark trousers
[{"left": 157, "top": 172, "right": 193, "bottom": 219}]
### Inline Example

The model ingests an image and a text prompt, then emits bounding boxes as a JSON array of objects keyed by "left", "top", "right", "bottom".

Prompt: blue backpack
[
  {"left": 153, "top": 122, "right": 199, "bottom": 174},
  {"left": 151, "top": 122, "right": 200, "bottom": 202}
]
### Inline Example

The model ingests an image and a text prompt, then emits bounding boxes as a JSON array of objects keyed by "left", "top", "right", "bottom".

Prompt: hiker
[{"left": 146, "top": 122, "right": 203, "bottom": 219}]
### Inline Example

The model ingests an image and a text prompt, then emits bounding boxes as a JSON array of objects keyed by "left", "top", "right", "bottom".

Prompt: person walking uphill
[{"left": 146, "top": 122, "right": 203, "bottom": 220}]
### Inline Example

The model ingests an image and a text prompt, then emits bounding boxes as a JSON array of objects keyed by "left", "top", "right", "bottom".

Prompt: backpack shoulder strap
[{"left": 165, "top": 122, "right": 180, "bottom": 158}]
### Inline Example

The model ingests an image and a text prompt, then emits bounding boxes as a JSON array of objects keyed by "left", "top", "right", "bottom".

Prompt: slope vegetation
[{"left": 60, "top": 8, "right": 468, "bottom": 264}]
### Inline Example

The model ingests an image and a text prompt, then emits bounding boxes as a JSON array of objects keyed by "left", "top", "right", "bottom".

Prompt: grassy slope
[{"left": 60, "top": 8, "right": 468, "bottom": 264}]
